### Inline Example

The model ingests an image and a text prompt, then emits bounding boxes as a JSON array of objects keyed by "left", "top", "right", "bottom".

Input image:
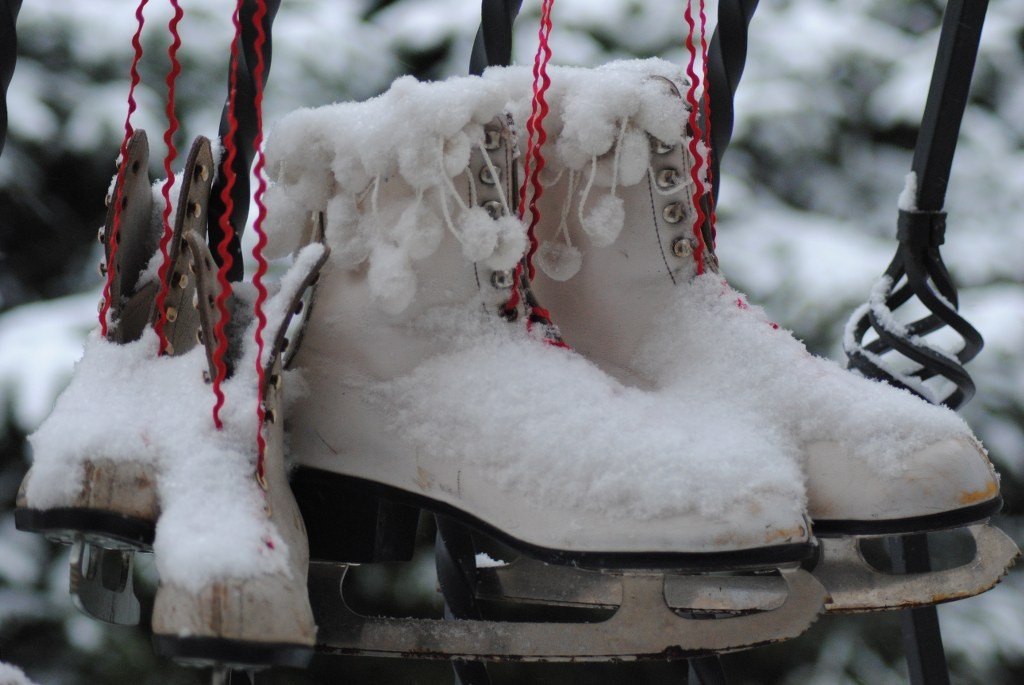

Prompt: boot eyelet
[
  {"left": 663, "top": 202, "right": 684, "bottom": 224},
  {"left": 656, "top": 168, "right": 681, "bottom": 190},
  {"left": 500, "top": 304, "right": 519, "bottom": 322},
  {"left": 177, "top": 272, "right": 188, "bottom": 289},
  {"left": 190, "top": 202, "right": 202, "bottom": 218},
  {"left": 671, "top": 236, "right": 695, "bottom": 258},
  {"left": 479, "top": 166, "right": 500, "bottom": 186},
  {"left": 653, "top": 140, "right": 674, "bottom": 155},
  {"left": 196, "top": 328, "right": 204, "bottom": 344},
  {"left": 491, "top": 270, "right": 514, "bottom": 289},
  {"left": 96, "top": 297, "right": 105, "bottom": 313},
  {"left": 97, "top": 227, "right": 106, "bottom": 243},
  {"left": 483, "top": 127, "right": 502, "bottom": 151},
  {"left": 165, "top": 306, "right": 178, "bottom": 323},
  {"left": 98, "top": 261, "right": 108, "bottom": 277},
  {"left": 483, "top": 200, "right": 504, "bottom": 219}
]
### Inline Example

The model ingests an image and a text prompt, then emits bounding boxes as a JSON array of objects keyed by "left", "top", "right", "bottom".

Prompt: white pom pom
[
  {"left": 457, "top": 207, "right": 498, "bottom": 262},
  {"left": 537, "top": 241, "right": 582, "bottom": 281},
  {"left": 582, "top": 195, "right": 625, "bottom": 247},
  {"left": 367, "top": 242, "right": 417, "bottom": 315},
  {"left": 397, "top": 136, "right": 443, "bottom": 190},
  {"left": 325, "top": 195, "right": 370, "bottom": 266},
  {"left": 396, "top": 201, "right": 444, "bottom": 261},
  {"left": 484, "top": 216, "right": 526, "bottom": 270},
  {"left": 616, "top": 129, "right": 651, "bottom": 186},
  {"left": 331, "top": 148, "right": 372, "bottom": 192},
  {"left": 441, "top": 132, "right": 472, "bottom": 179}
]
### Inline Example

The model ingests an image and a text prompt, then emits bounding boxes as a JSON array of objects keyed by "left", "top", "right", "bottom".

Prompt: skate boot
[
  {"left": 14, "top": 133, "right": 216, "bottom": 624},
  {"left": 264, "top": 74, "right": 827, "bottom": 660},
  {"left": 149, "top": 230, "right": 326, "bottom": 669},
  {"left": 511, "top": 59, "right": 1017, "bottom": 612}
]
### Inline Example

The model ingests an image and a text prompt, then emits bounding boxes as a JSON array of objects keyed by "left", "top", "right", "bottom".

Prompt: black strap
[
  {"left": 0, "top": 0, "right": 22, "bottom": 160},
  {"left": 706, "top": 0, "right": 759, "bottom": 204},
  {"left": 207, "top": 0, "right": 281, "bottom": 282},
  {"left": 469, "top": 0, "right": 523, "bottom": 74}
]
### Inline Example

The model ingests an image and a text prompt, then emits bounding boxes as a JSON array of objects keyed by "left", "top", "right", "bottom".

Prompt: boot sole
[
  {"left": 290, "top": 465, "right": 816, "bottom": 571},
  {"left": 14, "top": 506, "right": 154, "bottom": 550},
  {"left": 151, "top": 635, "right": 313, "bottom": 670},
  {"left": 812, "top": 496, "right": 1003, "bottom": 537}
]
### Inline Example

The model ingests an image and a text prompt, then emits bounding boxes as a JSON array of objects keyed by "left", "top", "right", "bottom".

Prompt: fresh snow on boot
[
  {"left": 509, "top": 58, "right": 1015, "bottom": 612},
  {"left": 261, "top": 73, "right": 828, "bottom": 659}
]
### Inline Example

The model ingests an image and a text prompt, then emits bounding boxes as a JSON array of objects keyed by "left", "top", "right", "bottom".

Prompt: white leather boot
[
  {"left": 265, "top": 73, "right": 815, "bottom": 570},
  {"left": 149, "top": 233, "right": 325, "bottom": 668},
  {"left": 17, "top": 133, "right": 215, "bottom": 551},
  {"left": 514, "top": 59, "right": 1010, "bottom": 608}
]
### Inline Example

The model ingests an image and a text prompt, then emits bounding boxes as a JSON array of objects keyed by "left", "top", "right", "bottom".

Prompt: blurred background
[{"left": 1, "top": 0, "right": 1023, "bottom": 683}]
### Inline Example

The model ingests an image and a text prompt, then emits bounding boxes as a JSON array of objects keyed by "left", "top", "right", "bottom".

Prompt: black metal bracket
[{"left": 844, "top": 3, "right": 990, "bottom": 685}]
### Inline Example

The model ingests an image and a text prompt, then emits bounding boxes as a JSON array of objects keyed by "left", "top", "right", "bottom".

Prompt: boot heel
[{"left": 290, "top": 466, "right": 420, "bottom": 563}]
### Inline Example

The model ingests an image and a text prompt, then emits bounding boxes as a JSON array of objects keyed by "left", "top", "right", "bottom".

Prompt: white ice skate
[
  {"left": 507, "top": 59, "right": 1017, "bottom": 613},
  {"left": 15, "top": 133, "right": 216, "bottom": 625},
  {"left": 149, "top": 229, "right": 326, "bottom": 669},
  {"left": 264, "top": 74, "right": 827, "bottom": 661}
]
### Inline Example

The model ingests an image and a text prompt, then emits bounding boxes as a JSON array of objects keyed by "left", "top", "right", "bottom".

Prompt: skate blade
[
  {"left": 69, "top": 537, "right": 141, "bottom": 626},
  {"left": 309, "top": 562, "right": 826, "bottom": 660},
  {"left": 815, "top": 522, "right": 1020, "bottom": 612},
  {"left": 474, "top": 556, "right": 792, "bottom": 614}
]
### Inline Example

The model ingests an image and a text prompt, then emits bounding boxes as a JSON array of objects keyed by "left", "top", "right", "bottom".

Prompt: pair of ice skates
[
  {"left": 16, "top": 131, "right": 324, "bottom": 667},
  {"left": 16, "top": 59, "right": 1017, "bottom": 668}
]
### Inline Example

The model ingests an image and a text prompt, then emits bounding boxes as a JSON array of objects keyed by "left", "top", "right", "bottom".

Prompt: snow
[
  {"left": 0, "top": 663, "right": 39, "bottom": 685},
  {"left": 3, "top": 0, "right": 1024, "bottom": 681},
  {"left": 24, "top": 244, "right": 324, "bottom": 590}
]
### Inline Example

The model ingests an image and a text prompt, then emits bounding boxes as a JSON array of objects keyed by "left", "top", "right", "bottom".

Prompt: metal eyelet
[
  {"left": 104, "top": 194, "right": 112, "bottom": 208},
  {"left": 483, "top": 200, "right": 504, "bottom": 220},
  {"left": 491, "top": 270, "right": 514, "bottom": 289},
  {"left": 165, "top": 306, "right": 178, "bottom": 323},
  {"left": 479, "top": 165, "right": 500, "bottom": 186},
  {"left": 97, "top": 227, "right": 106, "bottom": 243},
  {"left": 98, "top": 261, "right": 108, "bottom": 277},
  {"left": 96, "top": 297, "right": 105, "bottom": 313},
  {"left": 671, "top": 236, "right": 694, "bottom": 258},
  {"left": 177, "top": 272, "right": 188, "bottom": 289},
  {"left": 483, "top": 127, "right": 502, "bottom": 151},
  {"left": 195, "top": 328, "right": 203, "bottom": 344},
  {"left": 663, "top": 202, "right": 684, "bottom": 224},
  {"left": 656, "top": 168, "right": 680, "bottom": 190},
  {"left": 653, "top": 140, "right": 674, "bottom": 155},
  {"left": 190, "top": 202, "right": 202, "bottom": 218}
]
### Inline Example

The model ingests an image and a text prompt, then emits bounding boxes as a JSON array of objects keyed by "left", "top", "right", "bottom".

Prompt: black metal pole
[
  {"left": 0, "top": 0, "right": 23, "bottom": 160},
  {"left": 893, "top": 3, "right": 988, "bottom": 683}
]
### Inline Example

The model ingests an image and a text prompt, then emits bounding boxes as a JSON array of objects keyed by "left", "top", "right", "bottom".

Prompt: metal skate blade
[
  {"left": 310, "top": 563, "right": 825, "bottom": 661},
  {"left": 475, "top": 557, "right": 789, "bottom": 613},
  {"left": 815, "top": 523, "right": 1019, "bottom": 612},
  {"left": 69, "top": 537, "right": 141, "bottom": 625}
]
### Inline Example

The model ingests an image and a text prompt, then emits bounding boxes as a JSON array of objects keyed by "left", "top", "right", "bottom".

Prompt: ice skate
[
  {"left": 149, "top": 229, "right": 326, "bottom": 669},
  {"left": 14, "top": 133, "right": 216, "bottom": 624},
  {"left": 508, "top": 59, "right": 1017, "bottom": 612},
  {"left": 264, "top": 74, "right": 826, "bottom": 660}
]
